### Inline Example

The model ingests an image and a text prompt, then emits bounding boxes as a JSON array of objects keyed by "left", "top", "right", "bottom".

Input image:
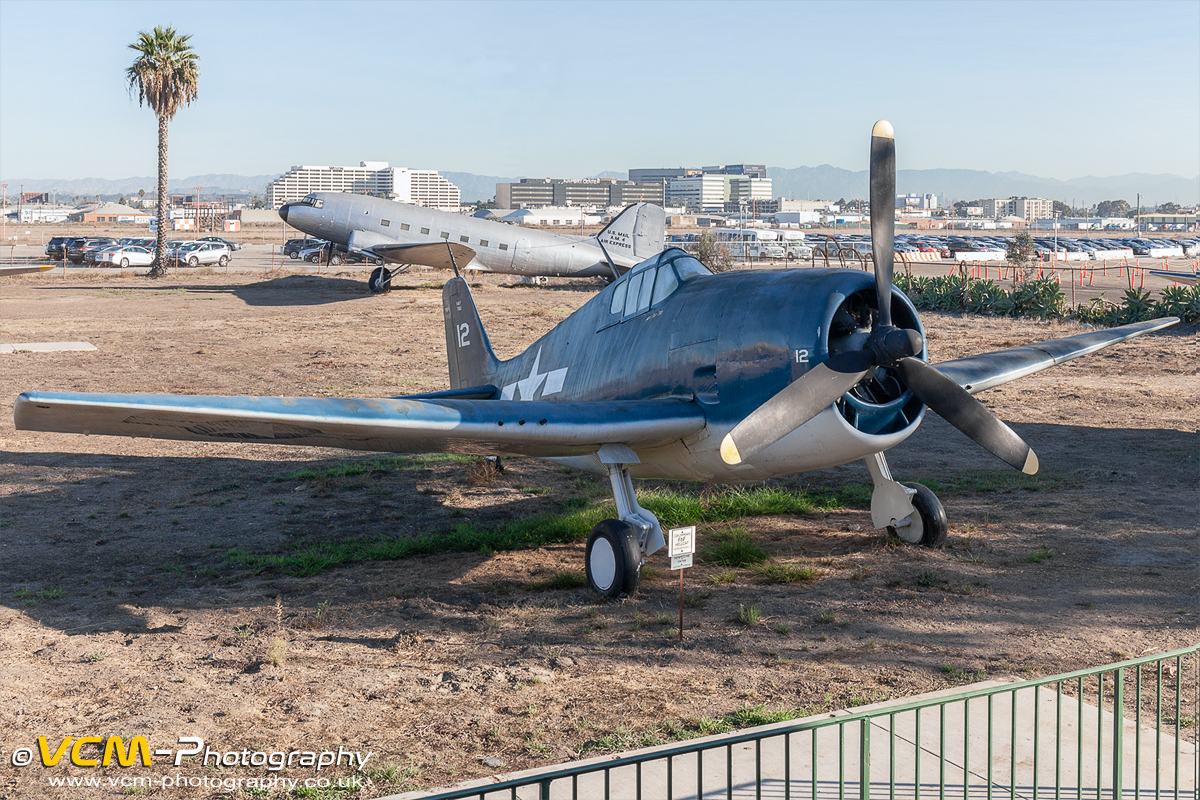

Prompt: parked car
[
  {"left": 170, "top": 241, "right": 231, "bottom": 267},
  {"left": 198, "top": 236, "right": 243, "bottom": 251},
  {"left": 284, "top": 238, "right": 325, "bottom": 258},
  {"left": 45, "top": 236, "right": 72, "bottom": 259},
  {"left": 299, "top": 242, "right": 382, "bottom": 266},
  {"left": 66, "top": 237, "right": 116, "bottom": 264},
  {"left": 95, "top": 245, "right": 156, "bottom": 268}
]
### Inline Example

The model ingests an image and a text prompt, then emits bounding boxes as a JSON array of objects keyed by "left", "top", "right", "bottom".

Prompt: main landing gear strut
[
  {"left": 584, "top": 444, "right": 666, "bottom": 598},
  {"left": 863, "top": 452, "right": 947, "bottom": 547}
]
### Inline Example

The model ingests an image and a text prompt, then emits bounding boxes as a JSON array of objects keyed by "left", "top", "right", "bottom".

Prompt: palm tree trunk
[{"left": 150, "top": 113, "right": 169, "bottom": 277}]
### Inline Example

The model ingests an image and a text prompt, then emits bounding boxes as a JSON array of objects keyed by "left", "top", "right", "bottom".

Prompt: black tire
[
  {"left": 218, "top": 255, "right": 229, "bottom": 267},
  {"left": 329, "top": 254, "right": 342, "bottom": 266},
  {"left": 119, "top": 258, "right": 129, "bottom": 268},
  {"left": 188, "top": 256, "right": 199, "bottom": 267},
  {"left": 585, "top": 519, "right": 641, "bottom": 598},
  {"left": 367, "top": 266, "right": 392, "bottom": 293},
  {"left": 887, "top": 482, "right": 948, "bottom": 548},
  {"left": 288, "top": 251, "right": 299, "bottom": 259}
]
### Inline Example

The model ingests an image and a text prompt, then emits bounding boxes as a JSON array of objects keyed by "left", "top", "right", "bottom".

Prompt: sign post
[{"left": 668, "top": 526, "right": 696, "bottom": 641}]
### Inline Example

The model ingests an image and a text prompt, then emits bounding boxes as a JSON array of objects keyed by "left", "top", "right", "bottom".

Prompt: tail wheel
[
  {"left": 368, "top": 266, "right": 392, "bottom": 293},
  {"left": 887, "top": 482, "right": 948, "bottom": 548},
  {"left": 585, "top": 520, "right": 641, "bottom": 598}
]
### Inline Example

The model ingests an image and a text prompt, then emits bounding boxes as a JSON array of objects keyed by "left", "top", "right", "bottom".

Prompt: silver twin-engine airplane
[
  {"left": 277, "top": 193, "right": 666, "bottom": 292},
  {"left": 15, "top": 122, "right": 1178, "bottom": 598}
]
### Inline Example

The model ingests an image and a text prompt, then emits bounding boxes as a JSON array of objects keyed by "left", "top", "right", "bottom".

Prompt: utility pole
[
  {"left": 194, "top": 186, "right": 203, "bottom": 233},
  {"left": 1, "top": 184, "right": 7, "bottom": 242}
]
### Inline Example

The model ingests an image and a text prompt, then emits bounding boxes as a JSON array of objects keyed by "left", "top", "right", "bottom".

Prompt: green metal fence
[{"left": 409, "top": 644, "right": 1198, "bottom": 800}]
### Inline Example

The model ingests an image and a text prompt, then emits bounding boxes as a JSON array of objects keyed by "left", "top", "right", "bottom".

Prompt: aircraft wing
[
  {"left": 0, "top": 265, "right": 55, "bottom": 277},
  {"left": 369, "top": 242, "right": 477, "bottom": 271},
  {"left": 14, "top": 393, "right": 706, "bottom": 459},
  {"left": 1150, "top": 270, "right": 1198, "bottom": 286},
  {"left": 931, "top": 317, "right": 1178, "bottom": 394}
]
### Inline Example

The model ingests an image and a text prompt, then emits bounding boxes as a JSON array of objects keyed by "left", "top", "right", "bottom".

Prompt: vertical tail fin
[
  {"left": 443, "top": 277, "right": 499, "bottom": 390},
  {"left": 596, "top": 202, "right": 667, "bottom": 264}
]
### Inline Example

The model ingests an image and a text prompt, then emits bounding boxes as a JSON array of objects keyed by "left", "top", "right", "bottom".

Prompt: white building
[
  {"left": 500, "top": 207, "right": 602, "bottom": 226},
  {"left": 666, "top": 174, "right": 773, "bottom": 212},
  {"left": 897, "top": 193, "right": 938, "bottom": 211},
  {"left": 266, "top": 162, "right": 460, "bottom": 210}
]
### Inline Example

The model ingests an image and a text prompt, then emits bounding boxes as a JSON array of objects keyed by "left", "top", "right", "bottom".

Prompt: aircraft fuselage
[
  {"left": 470, "top": 258, "right": 927, "bottom": 483},
  {"left": 281, "top": 192, "right": 632, "bottom": 277}
]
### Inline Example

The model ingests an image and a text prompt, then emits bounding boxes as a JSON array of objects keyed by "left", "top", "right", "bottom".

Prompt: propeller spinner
[{"left": 721, "top": 120, "right": 1038, "bottom": 475}]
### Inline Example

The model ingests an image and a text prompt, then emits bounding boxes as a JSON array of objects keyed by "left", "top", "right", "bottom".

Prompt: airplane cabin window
[
  {"left": 609, "top": 281, "right": 627, "bottom": 315},
  {"left": 460, "top": 235, "right": 469, "bottom": 243},
  {"left": 636, "top": 268, "right": 655, "bottom": 312},
  {"left": 440, "top": 232, "right": 450, "bottom": 239},
  {"left": 400, "top": 223, "right": 410, "bottom": 231},
  {"left": 652, "top": 265, "right": 680, "bottom": 304},
  {"left": 499, "top": 243, "right": 509, "bottom": 251},
  {"left": 623, "top": 272, "right": 643, "bottom": 317},
  {"left": 381, "top": 219, "right": 390, "bottom": 227},
  {"left": 420, "top": 227, "right": 430, "bottom": 235},
  {"left": 480, "top": 240, "right": 489, "bottom": 247}
]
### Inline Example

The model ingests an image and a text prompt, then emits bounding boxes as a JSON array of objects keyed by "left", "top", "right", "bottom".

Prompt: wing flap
[
  {"left": 14, "top": 392, "right": 706, "bottom": 458},
  {"left": 370, "top": 242, "right": 476, "bottom": 270},
  {"left": 933, "top": 317, "right": 1179, "bottom": 394}
]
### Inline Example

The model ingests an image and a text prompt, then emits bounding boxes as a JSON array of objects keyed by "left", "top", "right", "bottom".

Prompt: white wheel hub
[{"left": 590, "top": 537, "right": 617, "bottom": 591}]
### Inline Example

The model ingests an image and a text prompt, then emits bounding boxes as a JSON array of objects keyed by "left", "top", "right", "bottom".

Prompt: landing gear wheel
[
  {"left": 887, "top": 482, "right": 947, "bottom": 548},
  {"left": 368, "top": 266, "right": 393, "bottom": 293},
  {"left": 585, "top": 519, "right": 641, "bottom": 598}
]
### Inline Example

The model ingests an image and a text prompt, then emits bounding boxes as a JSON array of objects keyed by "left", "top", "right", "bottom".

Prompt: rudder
[{"left": 443, "top": 277, "right": 499, "bottom": 390}]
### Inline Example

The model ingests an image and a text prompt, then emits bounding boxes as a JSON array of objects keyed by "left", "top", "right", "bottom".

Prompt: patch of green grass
[
  {"left": 703, "top": 526, "right": 768, "bottom": 567},
  {"left": 708, "top": 570, "right": 737, "bottom": 585},
  {"left": 1026, "top": 549, "right": 1053, "bottom": 563},
  {"left": 225, "top": 480, "right": 862, "bottom": 577},
  {"left": 737, "top": 604, "right": 764, "bottom": 627},
  {"left": 941, "top": 664, "right": 987, "bottom": 684},
  {"left": 754, "top": 562, "right": 820, "bottom": 583},
  {"left": 913, "top": 569, "right": 947, "bottom": 588},
  {"left": 525, "top": 571, "right": 586, "bottom": 591}
]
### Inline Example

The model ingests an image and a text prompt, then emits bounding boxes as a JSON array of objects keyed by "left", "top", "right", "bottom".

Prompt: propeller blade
[
  {"left": 869, "top": 120, "right": 896, "bottom": 328},
  {"left": 721, "top": 351, "right": 875, "bottom": 465},
  {"left": 895, "top": 357, "right": 1039, "bottom": 475}
]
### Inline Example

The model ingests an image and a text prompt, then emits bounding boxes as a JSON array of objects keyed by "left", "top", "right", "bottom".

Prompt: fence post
[
  {"left": 1112, "top": 668, "right": 1124, "bottom": 800},
  {"left": 855, "top": 717, "right": 872, "bottom": 800}
]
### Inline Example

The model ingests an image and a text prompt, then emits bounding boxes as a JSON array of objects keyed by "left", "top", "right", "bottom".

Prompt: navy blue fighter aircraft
[{"left": 14, "top": 122, "right": 1178, "bottom": 597}]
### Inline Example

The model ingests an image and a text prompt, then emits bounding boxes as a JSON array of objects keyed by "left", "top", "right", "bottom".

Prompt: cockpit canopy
[
  {"left": 297, "top": 195, "right": 324, "bottom": 209},
  {"left": 607, "top": 248, "right": 710, "bottom": 320}
]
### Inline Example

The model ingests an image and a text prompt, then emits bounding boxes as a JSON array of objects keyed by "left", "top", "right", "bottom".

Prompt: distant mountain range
[
  {"left": 4, "top": 167, "right": 1195, "bottom": 206},
  {"left": 767, "top": 165, "right": 1198, "bottom": 207}
]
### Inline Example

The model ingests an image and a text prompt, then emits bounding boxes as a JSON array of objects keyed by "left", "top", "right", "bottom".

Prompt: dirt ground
[{"left": 0, "top": 266, "right": 1196, "bottom": 799}]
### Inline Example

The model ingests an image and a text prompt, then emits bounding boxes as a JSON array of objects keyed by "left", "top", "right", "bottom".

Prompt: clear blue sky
[{"left": 1, "top": 0, "right": 1197, "bottom": 182}]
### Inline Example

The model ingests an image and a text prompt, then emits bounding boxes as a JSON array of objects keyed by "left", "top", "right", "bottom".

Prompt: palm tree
[{"left": 126, "top": 26, "right": 199, "bottom": 276}]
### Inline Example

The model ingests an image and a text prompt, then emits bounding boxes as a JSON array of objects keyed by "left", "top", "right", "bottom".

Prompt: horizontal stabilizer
[
  {"left": 370, "top": 242, "right": 477, "bottom": 271},
  {"left": 933, "top": 317, "right": 1179, "bottom": 394},
  {"left": 15, "top": 392, "right": 706, "bottom": 459}
]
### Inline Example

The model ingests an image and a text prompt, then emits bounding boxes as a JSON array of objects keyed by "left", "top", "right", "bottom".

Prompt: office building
[
  {"left": 266, "top": 162, "right": 460, "bottom": 209},
  {"left": 495, "top": 178, "right": 662, "bottom": 209}
]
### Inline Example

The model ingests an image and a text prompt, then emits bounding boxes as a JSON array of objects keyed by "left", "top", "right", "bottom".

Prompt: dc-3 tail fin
[
  {"left": 443, "top": 277, "right": 499, "bottom": 390},
  {"left": 595, "top": 202, "right": 667, "bottom": 264}
]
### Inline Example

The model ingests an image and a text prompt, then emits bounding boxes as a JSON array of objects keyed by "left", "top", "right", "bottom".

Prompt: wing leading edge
[
  {"left": 14, "top": 392, "right": 706, "bottom": 458},
  {"left": 932, "top": 317, "right": 1179, "bottom": 394}
]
